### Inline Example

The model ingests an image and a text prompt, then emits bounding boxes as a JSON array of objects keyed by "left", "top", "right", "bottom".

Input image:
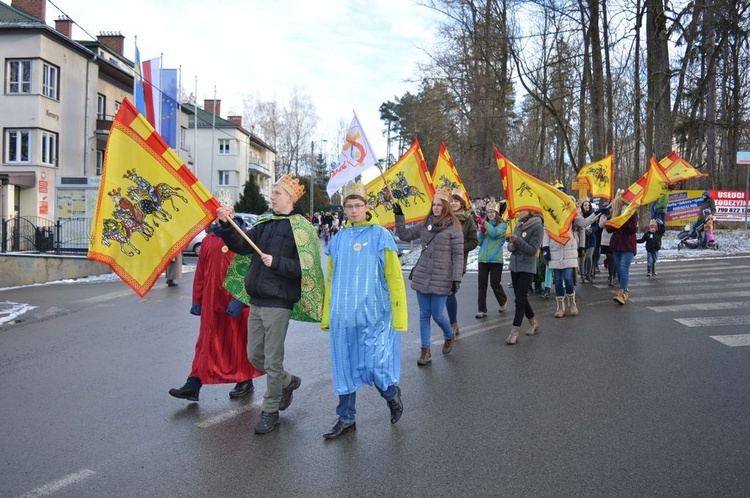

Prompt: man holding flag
[{"left": 216, "top": 174, "right": 324, "bottom": 435}]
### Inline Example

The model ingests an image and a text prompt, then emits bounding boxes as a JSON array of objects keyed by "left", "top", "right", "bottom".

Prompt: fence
[{"left": 1, "top": 217, "right": 92, "bottom": 254}]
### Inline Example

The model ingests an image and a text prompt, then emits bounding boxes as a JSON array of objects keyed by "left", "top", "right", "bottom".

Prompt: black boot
[
  {"left": 323, "top": 419, "right": 356, "bottom": 439},
  {"left": 229, "top": 379, "right": 254, "bottom": 398},
  {"left": 169, "top": 377, "right": 201, "bottom": 401},
  {"left": 387, "top": 387, "right": 403, "bottom": 424}
]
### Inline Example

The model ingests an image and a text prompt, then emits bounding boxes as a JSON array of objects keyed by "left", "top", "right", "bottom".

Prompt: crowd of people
[{"left": 168, "top": 173, "right": 697, "bottom": 440}]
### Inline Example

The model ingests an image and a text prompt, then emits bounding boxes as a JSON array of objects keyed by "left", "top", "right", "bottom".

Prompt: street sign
[
  {"left": 737, "top": 151, "right": 750, "bottom": 164},
  {"left": 571, "top": 180, "right": 588, "bottom": 190}
]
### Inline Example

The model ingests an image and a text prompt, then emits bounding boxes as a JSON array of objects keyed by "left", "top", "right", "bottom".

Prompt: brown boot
[
  {"left": 417, "top": 347, "right": 432, "bottom": 366},
  {"left": 623, "top": 289, "right": 629, "bottom": 302},
  {"left": 613, "top": 289, "right": 625, "bottom": 305},
  {"left": 525, "top": 317, "right": 540, "bottom": 336},
  {"left": 554, "top": 297, "right": 566, "bottom": 318},
  {"left": 506, "top": 326, "right": 521, "bottom": 345},
  {"left": 451, "top": 322, "right": 460, "bottom": 338},
  {"left": 567, "top": 293, "right": 579, "bottom": 316},
  {"left": 442, "top": 336, "right": 454, "bottom": 354}
]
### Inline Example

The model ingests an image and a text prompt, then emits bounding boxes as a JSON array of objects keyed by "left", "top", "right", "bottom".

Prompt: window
[
  {"left": 42, "top": 63, "right": 58, "bottom": 99},
  {"left": 96, "top": 150, "right": 104, "bottom": 176},
  {"left": 97, "top": 94, "right": 106, "bottom": 120},
  {"left": 6, "top": 129, "right": 30, "bottom": 162},
  {"left": 115, "top": 101, "right": 121, "bottom": 113},
  {"left": 41, "top": 131, "right": 57, "bottom": 165},
  {"left": 218, "top": 139, "right": 230, "bottom": 155},
  {"left": 218, "top": 171, "right": 230, "bottom": 186},
  {"left": 7, "top": 60, "right": 31, "bottom": 94}
]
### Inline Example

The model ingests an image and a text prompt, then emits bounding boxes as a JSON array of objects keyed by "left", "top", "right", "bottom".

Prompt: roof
[
  {"left": 0, "top": 1, "right": 45, "bottom": 24},
  {"left": 0, "top": 2, "right": 95, "bottom": 59}
]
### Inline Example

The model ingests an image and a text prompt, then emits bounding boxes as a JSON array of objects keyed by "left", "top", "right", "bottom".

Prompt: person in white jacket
[{"left": 542, "top": 200, "right": 603, "bottom": 318}]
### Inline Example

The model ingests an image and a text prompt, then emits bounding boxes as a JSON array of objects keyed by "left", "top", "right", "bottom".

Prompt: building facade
[{"left": 1, "top": 0, "right": 274, "bottom": 227}]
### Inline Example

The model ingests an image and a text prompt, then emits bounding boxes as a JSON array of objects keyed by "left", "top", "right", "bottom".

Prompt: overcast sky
[{"left": 34, "top": 0, "right": 443, "bottom": 160}]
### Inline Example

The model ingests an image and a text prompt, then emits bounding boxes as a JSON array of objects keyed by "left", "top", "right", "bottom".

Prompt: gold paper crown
[
  {"left": 486, "top": 201, "right": 500, "bottom": 213},
  {"left": 342, "top": 181, "right": 367, "bottom": 201},
  {"left": 451, "top": 187, "right": 466, "bottom": 199},
  {"left": 275, "top": 174, "right": 305, "bottom": 202},
  {"left": 434, "top": 186, "right": 452, "bottom": 202}
]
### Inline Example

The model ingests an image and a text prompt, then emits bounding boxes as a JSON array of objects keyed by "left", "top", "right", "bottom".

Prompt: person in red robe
[{"left": 169, "top": 227, "right": 263, "bottom": 401}]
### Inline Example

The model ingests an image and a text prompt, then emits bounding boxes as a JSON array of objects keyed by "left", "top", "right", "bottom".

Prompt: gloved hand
[
  {"left": 391, "top": 203, "right": 404, "bottom": 216},
  {"left": 451, "top": 281, "right": 461, "bottom": 295},
  {"left": 479, "top": 224, "right": 486, "bottom": 233},
  {"left": 190, "top": 303, "right": 201, "bottom": 316},
  {"left": 542, "top": 246, "right": 551, "bottom": 261},
  {"left": 577, "top": 247, "right": 585, "bottom": 258},
  {"left": 226, "top": 299, "right": 245, "bottom": 318},
  {"left": 595, "top": 206, "right": 610, "bottom": 216}
]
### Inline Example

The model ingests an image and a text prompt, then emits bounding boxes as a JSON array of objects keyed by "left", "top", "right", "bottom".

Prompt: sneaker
[
  {"left": 166, "top": 279, "right": 178, "bottom": 287},
  {"left": 475, "top": 311, "right": 487, "bottom": 319},
  {"left": 417, "top": 348, "right": 432, "bottom": 366},
  {"left": 254, "top": 411, "right": 280, "bottom": 434},
  {"left": 278, "top": 375, "right": 301, "bottom": 411}
]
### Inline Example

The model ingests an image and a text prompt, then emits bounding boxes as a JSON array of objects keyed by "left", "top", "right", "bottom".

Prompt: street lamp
[{"left": 310, "top": 139, "right": 327, "bottom": 216}]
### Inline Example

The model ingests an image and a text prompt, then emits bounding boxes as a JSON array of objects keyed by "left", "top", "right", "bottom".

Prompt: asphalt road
[{"left": 1, "top": 256, "right": 749, "bottom": 497}]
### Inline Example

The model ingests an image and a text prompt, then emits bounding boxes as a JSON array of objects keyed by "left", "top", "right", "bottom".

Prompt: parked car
[
  {"left": 183, "top": 228, "right": 208, "bottom": 256},
  {"left": 235, "top": 213, "right": 259, "bottom": 229}
]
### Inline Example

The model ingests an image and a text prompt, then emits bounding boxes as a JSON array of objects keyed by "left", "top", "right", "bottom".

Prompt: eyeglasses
[{"left": 344, "top": 203, "right": 367, "bottom": 211}]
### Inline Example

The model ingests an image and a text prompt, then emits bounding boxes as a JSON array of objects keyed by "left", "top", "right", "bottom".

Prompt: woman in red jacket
[{"left": 606, "top": 197, "right": 638, "bottom": 305}]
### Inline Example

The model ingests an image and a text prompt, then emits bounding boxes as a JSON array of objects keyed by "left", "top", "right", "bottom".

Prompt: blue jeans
[
  {"left": 613, "top": 251, "right": 634, "bottom": 291},
  {"left": 416, "top": 291, "right": 453, "bottom": 348},
  {"left": 336, "top": 384, "right": 398, "bottom": 423},
  {"left": 446, "top": 293, "right": 458, "bottom": 323},
  {"left": 647, "top": 250, "right": 658, "bottom": 269},
  {"left": 553, "top": 268, "right": 575, "bottom": 296}
]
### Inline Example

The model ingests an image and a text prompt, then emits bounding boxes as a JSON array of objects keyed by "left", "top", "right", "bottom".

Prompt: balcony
[{"left": 249, "top": 157, "right": 271, "bottom": 176}]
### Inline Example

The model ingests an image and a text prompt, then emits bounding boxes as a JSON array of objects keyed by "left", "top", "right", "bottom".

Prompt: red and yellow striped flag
[
  {"left": 658, "top": 151, "right": 708, "bottom": 183},
  {"left": 431, "top": 142, "right": 469, "bottom": 203},
  {"left": 87, "top": 98, "right": 219, "bottom": 297},
  {"left": 607, "top": 157, "right": 671, "bottom": 229},
  {"left": 495, "top": 147, "right": 577, "bottom": 244}
]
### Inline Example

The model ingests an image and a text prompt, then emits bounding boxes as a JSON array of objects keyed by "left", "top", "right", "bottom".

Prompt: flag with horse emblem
[
  {"left": 365, "top": 138, "right": 435, "bottom": 229},
  {"left": 431, "top": 142, "right": 469, "bottom": 201},
  {"left": 495, "top": 147, "right": 577, "bottom": 244},
  {"left": 576, "top": 151, "right": 614, "bottom": 200},
  {"left": 87, "top": 98, "right": 219, "bottom": 297}
]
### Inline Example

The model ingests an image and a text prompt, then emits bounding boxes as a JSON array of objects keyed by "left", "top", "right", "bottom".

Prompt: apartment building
[{"left": 1, "top": 0, "right": 274, "bottom": 225}]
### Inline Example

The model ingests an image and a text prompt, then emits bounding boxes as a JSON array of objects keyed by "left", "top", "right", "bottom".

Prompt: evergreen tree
[{"left": 234, "top": 178, "right": 269, "bottom": 214}]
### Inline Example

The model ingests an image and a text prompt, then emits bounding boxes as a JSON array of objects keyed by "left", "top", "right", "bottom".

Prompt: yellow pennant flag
[
  {"left": 365, "top": 139, "right": 435, "bottom": 229},
  {"left": 87, "top": 98, "right": 219, "bottom": 297},
  {"left": 495, "top": 147, "right": 577, "bottom": 244},
  {"left": 432, "top": 142, "right": 469, "bottom": 202},
  {"left": 658, "top": 151, "right": 708, "bottom": 183},
  {"left": 607, "top": 157, "right": 671, "bottom": 229},
  {"left": 576, "top": 151, "right": 614, "bottom": 200}
]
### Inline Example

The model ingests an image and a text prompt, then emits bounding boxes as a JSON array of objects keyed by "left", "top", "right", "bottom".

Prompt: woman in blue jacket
[{"left": 476, "top": 201, "right": 508, "bottom": 318}]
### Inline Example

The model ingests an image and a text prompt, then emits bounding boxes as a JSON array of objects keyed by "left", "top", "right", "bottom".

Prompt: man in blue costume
[{"left": 320, "top": 181, "right": 408, "bottom": 440}]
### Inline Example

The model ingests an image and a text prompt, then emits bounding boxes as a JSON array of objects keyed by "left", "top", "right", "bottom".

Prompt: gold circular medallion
[
  {"left": 353, "top": 242, "right": 362, "bottom": 252},
  {"left": 521, "top": 231, "right": 527, "bottom": 238},
  {"left": 221, "top": 245, "right": 229, "bottom": 253}
]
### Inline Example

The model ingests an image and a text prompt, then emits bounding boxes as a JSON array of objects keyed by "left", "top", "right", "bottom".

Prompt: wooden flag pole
[{"left": 226, "top": 216, "right": 266, "bottom": 258}]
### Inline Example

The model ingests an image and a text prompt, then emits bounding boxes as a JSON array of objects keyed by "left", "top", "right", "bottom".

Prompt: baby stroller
[{"left": 677, "top": 220, "right": 718, "bottom": 250}]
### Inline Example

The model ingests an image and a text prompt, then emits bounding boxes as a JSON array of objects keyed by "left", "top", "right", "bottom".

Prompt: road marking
[
  {"left": 429, "top": 318, "right": 510, "bottom": 345},
  {"left": 675, "top": 316, "right": 750, "bottom": 327},
  {"left": 648, "top": 302, "right": 750, "bottom": 313},
  {"left": 710, "top": 334, "right": 750, "bottom": 347},
  {"left": 20, "top": 469, "right": 96, "bottom": 497},
  {"left": 195, "top": 401, "right": 261, "bottom": 428},
  {"left": 74, "top": 290, "right": 133, "bottom": 304},
  {"left": 630, "top": 290, "right": 750, "bottom": 303}
]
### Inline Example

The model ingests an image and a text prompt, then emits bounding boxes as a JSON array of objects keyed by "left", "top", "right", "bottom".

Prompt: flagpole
[
  {"left": 177, "top": 65, "right": 182, "bottom": 154},
  {"left": 210, "top": 85, "right": 216, "bottom": 194},
  {"left": 226, "top": 217, "right": 266, "bottom": 257},
  {"left": 193, "top": 76, "right": 198, "bottom": 175}
]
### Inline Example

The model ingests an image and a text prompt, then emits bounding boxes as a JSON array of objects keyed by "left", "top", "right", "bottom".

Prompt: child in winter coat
[{"left": 637, "top": 219, "right": 665, "bottom": 276}]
